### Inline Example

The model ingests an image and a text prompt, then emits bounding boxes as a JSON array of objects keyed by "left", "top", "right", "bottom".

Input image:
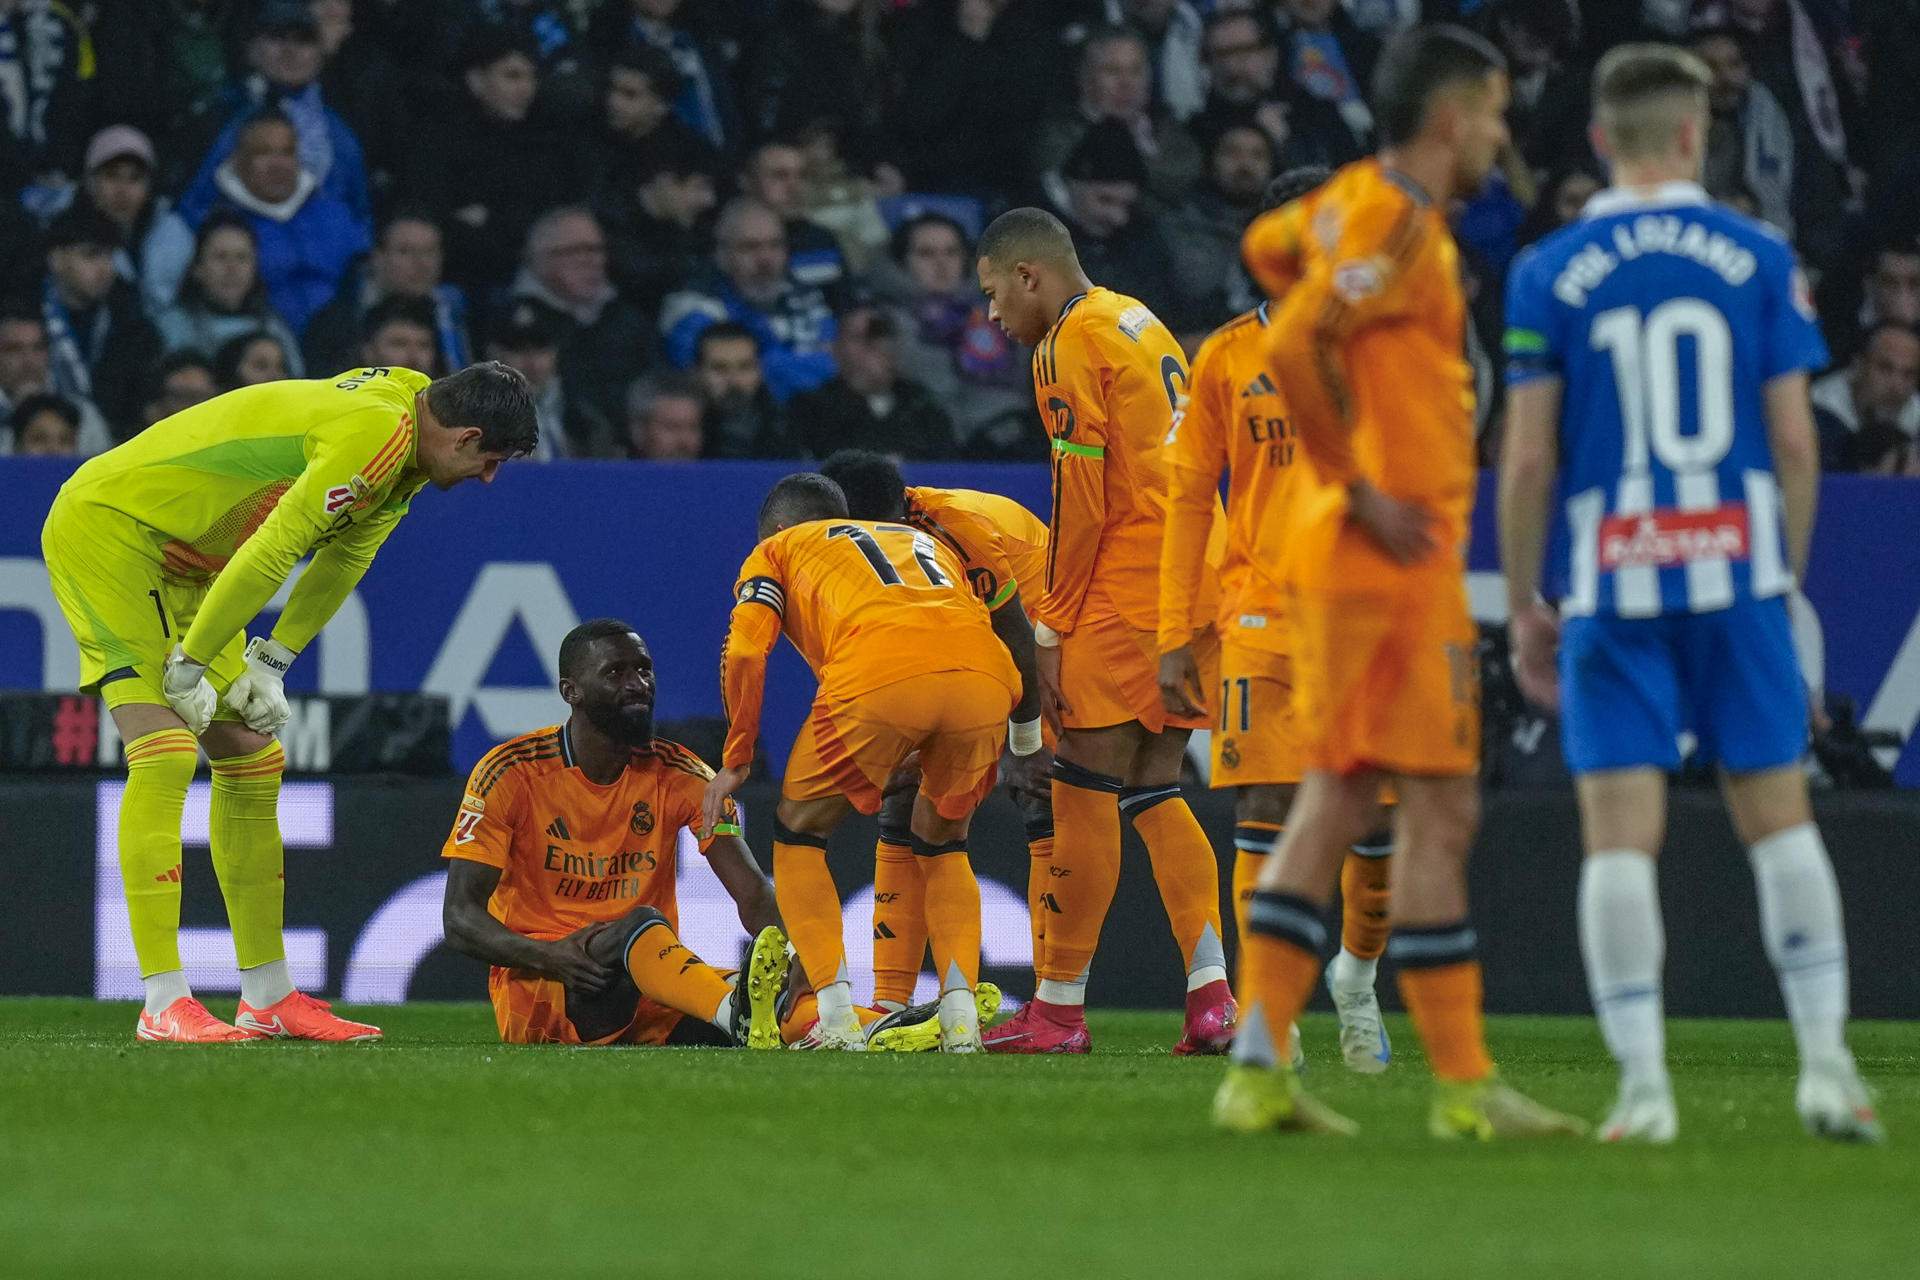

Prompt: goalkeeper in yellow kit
[{"left": 41, "top": 363, "right": 538, "bottom": 1042}]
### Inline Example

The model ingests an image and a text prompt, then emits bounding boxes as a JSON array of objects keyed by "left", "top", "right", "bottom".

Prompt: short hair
[
  {"left": 758, "top": 472, "right": 848, "bottom": 536},
  {"left": 425, "top": 361, "right": 539, "bottom": 455},
  {"left": 144, "top": 349, "right": 215, "bottom": 399},
  {"left": 1593, "top": 43, "right": 1712, "bottom": 161},
  {"left": 1371, "top": 23, "right": 1507, "bottom": 147},
  {"left": 0, "top": 300, "right": 46, "bottom": 330},
  {"left": 558, "top": 618, "right": 641, "bottom": 681},
  {"left": 237, "top": 106, "right": 296, "bottom": 141},
  {"left": 976, "top": 207, "right": 1079, "bottom": 270},
  {"left": 696, "top": 321, "right": 758, "bottom": 359},
  {"left": 715, "top": 197, "right": 781, "bottom": 244},
  {"left": 1202, "top": 7, "right": 1270, "bottom": 50},
  {"left": 1264, "top": 164, "right": 1333, "bottom": 213},
  {"left": 459, "top": 24, "right": 538, "bottom": 74},
  {"left": 606, "top": 43, "right": 683, "bottom": 100},
  {"left": 625, "top": 371, "right": 705, "bottom": 420},
  {"left": 45, "top": 201, "right": 123, "bottom": 251},
  {"left": 818, "top": 450, "right": 907, "bottom": 521},
  {"left": 890, "top": 212, "right": 969, "bottom": 265},
  {"left": 1078, "top": 23, "right": 1148, "bottom": 75},
  {"left": 362, "top": 293, "right": 437, "bottom": 341},
  {"left": 377, "top": 204, "right": 442, "bottom": 245},
  {"left": 11, "top": 391, "right": 80, "bottom": 433},
  {"left": 212, "top": 330, "right": 289, "bottom": 387},
  {"left": 525, "top": 205, "right": 599, "bottom": 260}
]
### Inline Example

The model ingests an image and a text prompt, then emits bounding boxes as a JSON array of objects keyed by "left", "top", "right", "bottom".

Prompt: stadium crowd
[{"left": 1, "top": 0, "right": 1917, "bottom": 471}]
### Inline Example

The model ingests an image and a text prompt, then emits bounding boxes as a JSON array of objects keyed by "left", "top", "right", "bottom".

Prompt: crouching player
[{"left": 703, "top": 474, "right": 1023, "bottom": 1052}]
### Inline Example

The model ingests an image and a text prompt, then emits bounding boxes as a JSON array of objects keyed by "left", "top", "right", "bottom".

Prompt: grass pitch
[{"left": 0, "top": 1000, "right": 1912, "bottom": 1279}]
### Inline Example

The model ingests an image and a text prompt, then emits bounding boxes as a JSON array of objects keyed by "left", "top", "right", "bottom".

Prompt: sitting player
[
  {"left": 703, "top": 474, "right": 1023, "bottom": 1052},
  {"left": 441, "top": 618, "right": 960, "bottom": 1049}
]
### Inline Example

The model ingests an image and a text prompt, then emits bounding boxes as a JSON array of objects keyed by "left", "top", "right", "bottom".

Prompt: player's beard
[{"left": 583, "top": 697, "right": 654, "bottom": 747}]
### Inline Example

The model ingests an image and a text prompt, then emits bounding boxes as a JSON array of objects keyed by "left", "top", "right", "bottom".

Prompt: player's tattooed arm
[
  {"left": 442, "top": 859, "right": 616, "bottom": 992},
  {"left": 706, "top": 835, "right": 780, "bottom": 936}
]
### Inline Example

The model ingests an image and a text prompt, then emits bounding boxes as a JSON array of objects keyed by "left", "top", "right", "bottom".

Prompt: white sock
[
  {"left": 1578, "top": 850, "right": 1668, "bottom": 1086},
  {"left": 1749, "top": 823, "right": 1850, "bottom": 1067},
  {"left": 1325, "top": 948, "right": 1378, "bottom": 997},
  {"left": 814, "top": 980, "right": 858, "bottom": 1031},
  {"left": 143, "top": 969, "right": 191, "bottom": 1017},
  {"left": 239, "top": 958, "right": 294, "bottom": 1009},
  {"left": 1035, "top": 978, "right": 1085, "bottom": 1006},
  {"left": 711, "top": 987, "right": 736, "bottom": 1036},
  {"left": 1186, "top": 964, "right": 1228, "bottom": 991},
  {"left": 938, "top": 988, "right": 976, "bottom": 1030}
]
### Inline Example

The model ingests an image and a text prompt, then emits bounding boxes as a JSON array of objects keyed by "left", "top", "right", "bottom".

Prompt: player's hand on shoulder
[
  {"left": 701, "top": 765, "right": 749, "bottom": 840},
  {"left": 1346, "top": 480, "right": 1436, "bottom": 565},
  {"left": 1157, "top": 645, "right": 1205, "bottom": 718},
  {"left": 1509, "top": 601, "right": 1561, "bottom": 712}
]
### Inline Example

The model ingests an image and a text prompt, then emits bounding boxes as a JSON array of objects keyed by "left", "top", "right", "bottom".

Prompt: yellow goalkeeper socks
[
  {"left": 209, "top": 741, "right": 289, "bottom": 1004},
  {"left": 122, "top": 729, "right": 199, "bottom": 994}
]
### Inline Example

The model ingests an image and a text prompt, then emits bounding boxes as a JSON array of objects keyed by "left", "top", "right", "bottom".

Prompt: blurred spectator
[
  {"left": 177, "top": 2, "right": 373, "bottom": 237},
  {"left": 592, "top": 0, "right": 741, "bottom": 156},
  {"left": 509, "top": 206, "right": 653, "bottom": 439},
  {"left": 739, "top": 138, "right": 847, "bottom": 292},
  {"left": 1516, "top": 162, "right": 1605, "bottom": 248},
  {"left": 592, "top": 43, "right": 703, "bottom": 184},
  {"left": 1694, "top": 25, "right": 1796, "bottom": 237},
  {"left": 789, "top": 119, "right": 896, "bottom": 276},
  {"left": 660, "top": 198, "right": 837, "bottom": 403},
  {"left": 212, "top": 329, "right": 293, "bottom": 390},
  {"left": 0, "top": 0, "right": 93, "bottom": 184},
  {"left": 1087, "top": 1, "right": 1206, "bottom": 123},
  {"left": 84, "top": 0, "right": 249, "bottom": 157},
  {"left": 1273, "top": 0, "right": 1379, "bottom": 158},
  {"left": 0, "top": 305, "right": 51, "bottom": 421},
  {"left": 624, "top": 371, "right": 707, "bottom": 460},
  {"left": 787, "top": 304, "right": 955, "bottom": 459},
  {"left": 42, "top": 203, "right": 161, "bottom": 434},
  {"left": 889, "top": 0, "right": 1058, "bottom": 201},
  {"left": 139, "top": 349, "right": 218, "bottom": 429},
  {"left": 484, "top": 296, "right": 602, "bottom": 459},
  {"left": 1339, "top": 0, "right": 1419, "bottom": 39},
  {"left": 42, "top": 127, "right": 167, "bottom": 290},
  {"left": 1161, "top": 122, "right": 1276, "bottom": 330},
  {"left": 313, "top": 0, "right": 420, "bottom": 197},
  {"left": 743, "top": 0, "right": 887, "bottom": 163},
  {"left": 9, "top": 390, "right": 80, "bottom": 455},
  {"left": 1490, "top": 0, "right": 1591, "bottom": 171},
  {"left": 1821, "top": 238, "right": 1920, "bottom": 367},
  {"left": 1032, "top": 25, "right": 1202, "bottom": 210},
  {"left": 154, "top": 211, "right": 304, "bottom": 377},
  {"left": 1042, "top": 120, "right": 1175, "bottom": 311},
  {"left": 406, "top": 26, "right": 582, "bottom": 296},
  {"left": 358, "top": 294, "right": 441, "bottom": 375},
  {"left": 448, "top": 0, "right": 594, "bottom": 124},
  {"left": 1813, "top": 322, "right": 1920, "bottom": 470},
  {"left": 694, "top": 322, "right": 791, "bottom": 459},
  {"left": 597, "top": 129, "right": 722, "bottom": 316},
  {"left": 304, "top": 209, "right": 473, "bottom": 376},
  {"left": 1188, "top": 8, "right": 1357, "bottom": 168},
  {"left": 866, "top": 212, "right": 1029, "bottom": 457}
]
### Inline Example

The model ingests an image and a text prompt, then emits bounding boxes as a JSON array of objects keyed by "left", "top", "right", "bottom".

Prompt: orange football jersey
[
  {"left": 440, "top": 726, "right": 737, "bottom": 942},
  {"left": 1030, "top": 286, "right": 1191, "bottom": 634},
  {"left": 1242, "top": 158, "right": 1477, "bottom": 591},
  {"left": 1161, "top": 302, "right": 1304, "bottom": 655},
  {"left": 720, "top": 518, "right": 1019, "bottom": 769},
  {"left": 903, "top": 484, "right": 1048, "bottom": 614}
]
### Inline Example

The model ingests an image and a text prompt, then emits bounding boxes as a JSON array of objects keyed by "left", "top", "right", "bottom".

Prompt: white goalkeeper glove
[
  {"left": 224, "top": 636, "right": 297, "bottom": 735},
  {"left": 160, "top": 645, "right": 217, "bottom": 735}
]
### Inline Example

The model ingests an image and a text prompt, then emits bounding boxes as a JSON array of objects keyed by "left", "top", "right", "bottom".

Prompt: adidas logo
[
  {"left": 1040, "top": 893, "right": 1064, "bottom": 915},
  {"left": 873, "top": 922, "right": 897, "bottom": 940},
  {"left": 154, "top": 865, "right": 181, "bottom": 884},
  {"left": 545, "top": 816, "right": 571, "bottom": 840},
  {"left": 1240, "top": 372, "right": 1279, "bottom": 398}
]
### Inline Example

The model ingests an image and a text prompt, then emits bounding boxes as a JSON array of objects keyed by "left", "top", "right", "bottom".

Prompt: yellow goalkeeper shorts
[{"left": 41, "top": 496, "right": 248, "bottom": 711}]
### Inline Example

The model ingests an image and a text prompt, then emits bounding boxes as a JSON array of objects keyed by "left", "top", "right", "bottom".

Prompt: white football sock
[
  {"left": 1578, "top": 850, "right": 1668, "bottom": 1085},
  {"left": 814, "top": 980, "right": 858, "bottom": 1032},
  {"left": 239, "top": 958, "right": 293, "bottom": 1009},
  {"left": 1034, "top": 978, "right": 1085, "bottom": 1006},
  {"left": 938, "top": 988, "right": 976, "bottom": 1029},
  {"left": 1749, "top": 823, "right": 1850, "bottom": 1066},
  {"left": 1186, "top": 965, "right": 1228, "bottom": 991},
  {"left": 1325, "top": 948, "right": 1378, "bottom": 997},
  {"left": 711, "top": 987, "right": 736, "bottom": 1036},
  {"left": 143, "top": 969, "right": 191, "bottom": 1017}
]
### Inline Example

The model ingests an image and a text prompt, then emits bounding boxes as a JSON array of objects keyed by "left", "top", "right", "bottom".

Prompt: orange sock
[
  {"left": 1039, "top": 761, "right": 1124, "bottom": 986},
  {"left": 871, "top": 834, "right": 925, "bottom": 1007},
  {"left": 917, "top": 842, "right": 981, "bottom": 993},
  {"left": 1123, "top": 787, "right": 1226, "bottom": 983},
  {"left": 1339, "top": 839, "right": 1393, "bottom": 961},
  {"left": 773, "top": 834, "right": 845, "bottom": 993},
  {"left": 623, "top": 921, "right": 736, "bottom": 1027},
  {"left": 1232, "top": 821, "right": 1283, "bottom": 950},
  {"left": 1391, "top": 923, "right": 1494, "bottom": 1082},
  {"left": 1025, "top": 834, "right": 1053, "bottom": 974},
  {"left": 1229, "top": 889, "right": 1327, "bottom": 1068}
]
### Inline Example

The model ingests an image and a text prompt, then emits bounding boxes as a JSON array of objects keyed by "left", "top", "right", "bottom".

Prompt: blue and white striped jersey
[{"left": 1504, "top": 182, "right": 1828, "bottom": 617}]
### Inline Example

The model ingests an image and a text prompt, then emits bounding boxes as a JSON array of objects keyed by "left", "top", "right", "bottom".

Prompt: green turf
[{"left": 0, "top": 1000, "right": 1911, "bottom": 1278}]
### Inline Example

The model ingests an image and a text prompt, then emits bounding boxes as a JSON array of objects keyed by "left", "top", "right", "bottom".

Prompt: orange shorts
[
  {"left": 1211, "top": 640, "right": 1306, "bottom": 788},
  {"left": 489, "top": 969, "right": 689, "bottom": 1046},
  {"left": 784, "top": 670, "right": 1014, "bottom": 819},
  {"left": 1287, "top": 575, "right": 1480, "bottom": 777},
  {"left": 1062, "top": 615, "right": 1218, "bottom": 733}
]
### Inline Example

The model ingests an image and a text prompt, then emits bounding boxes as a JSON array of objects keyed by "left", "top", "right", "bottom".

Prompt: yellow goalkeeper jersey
[{"left": 53, "top": 367, "right": 432, "bottom": 663}]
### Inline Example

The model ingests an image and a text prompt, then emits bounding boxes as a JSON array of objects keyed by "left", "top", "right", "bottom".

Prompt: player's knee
[
  {"left": 877, "top": 789, "right": 914, "bottom": 846},
  {"left": 605, "top": 907, "right": 670, "bottom": 967},
  {"left": 1018, "top": 788, "right": 1053, "bottom": 842},
  {"left": 126, "top": 729, "right": 199, "bottom": 792},
  {"left": 1235, "top": 784, "right": 1293, "bottom": 826},
  {"left": 209, "top": 739, "right": 285, "bottom": 782}
]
